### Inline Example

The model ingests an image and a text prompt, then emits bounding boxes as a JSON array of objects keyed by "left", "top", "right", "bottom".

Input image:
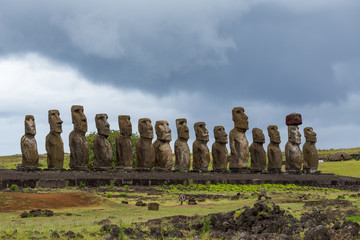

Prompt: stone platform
[{"left": 0, "top": 169, "right": 359, "bottom": 190}]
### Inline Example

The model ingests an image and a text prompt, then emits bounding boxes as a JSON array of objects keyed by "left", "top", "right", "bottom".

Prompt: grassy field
[{"left": 0, "top": 183, "right": 358, "bottom": 239}]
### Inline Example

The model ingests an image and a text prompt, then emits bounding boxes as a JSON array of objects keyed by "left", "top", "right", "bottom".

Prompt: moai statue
[
  {"left": 228, "top": 107, "right": 249, "bottom": 170},
  {"left": 250, "top": 128, "right": 266, "bottom": 171},
  {"left": 21, "top": 115, "right": 39, "bottom": 168},
  {"left": 116, "top": 115, "right": 133, "bottom": 169},
  {"left": 174, "top": 118, "right": 191, "bottom": 171},
  {"left": 46, "top": 110, "right": 64, "bottom": 169},
  {"left": 154, "top": 120, "right": 173, "bottom": 170},
  {"left": 94, "top": 114, "right": 113, "bottom": 168},
  {"left": 212, "top": 126, "right": 228, "bottom": 171},
  {"left": 303, "top": 127, "right": 319, "bottom": 173},
  {"left": 69, "top": 105, "right": 89, "bottom": 169},
  {"left": 267, "top": 125, "right": 283, "bottom": 172},
  {"left": 285, "top": 113, "right": 302, "bottom": 171},
  {"left": 136, "top": 118, "right": 155, "bottom": 169},
  {"left": 192, "top": 122, "right": 210, "bottom": 171}
]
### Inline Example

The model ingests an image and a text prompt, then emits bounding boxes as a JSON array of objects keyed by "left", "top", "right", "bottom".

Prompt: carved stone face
[
  {"left": 118, "top": 115, "right": 132, "bottom": 136},
  {"left": 194, "top": 122, "right": 209, "bottom": 142},
  {"left": 232, "top": 107, "right": 249, "bottom": 131},
  {"left": 48, "top": 110, "right": 63, "bottom": 133},
  {"left": 71, "top": 105, "right": 87, "bottom": 133},
  {"left": 25, "top": 115, "right": 36, "bottom": 136},
  {"left": 176, "top": 118, "right": 189, "bottom": 140},
  {"left": 214, "top": 126, "right": 228, "bottom": 144},
  {"left": 155, "top": 120, "right": 172, "bottom": 141},
  {"left": 138, "top": 118, "right": 153, "bottom": 139},
  {"left": 267, "top": 125, "right": 281, "bottom": 144},
  {"left": 95, "top": 114, "right": 110, "bottom": 137},
  {"left": 252, "top": 128, "right": 265, "bottom": 144},
  {"left": 304, "top": 127, "right": 317, "bottom": 143},
  {"left": 288, "top": 125, "right": 301, "bottom": 145}
]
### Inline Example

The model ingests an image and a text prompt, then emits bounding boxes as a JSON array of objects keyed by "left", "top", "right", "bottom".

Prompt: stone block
[{"left": 286, "top": 113, "right": 302, "bottom": 126}]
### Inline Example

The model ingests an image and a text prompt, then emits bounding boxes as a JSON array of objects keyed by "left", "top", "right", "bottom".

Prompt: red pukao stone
[{"left": 286, "top": 113, "right": 302, "bottom": 126}]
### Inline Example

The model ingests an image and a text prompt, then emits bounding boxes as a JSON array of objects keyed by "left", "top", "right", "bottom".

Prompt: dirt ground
[{"left": 0, "top": 192, "right": 103, "bottom": 212}]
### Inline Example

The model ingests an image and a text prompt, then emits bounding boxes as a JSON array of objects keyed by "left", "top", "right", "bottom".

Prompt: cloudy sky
[{"left": 1, "top": 0, "right": 360, "bottom": 155}]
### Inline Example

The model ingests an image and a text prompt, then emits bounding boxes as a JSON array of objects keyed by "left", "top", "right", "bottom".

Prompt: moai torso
[
  {"left": 136, "top": 118, "right": 155, "bottom": 169},
  {"left": 303, "top": 127, "right": 319, "bottom": 171},
  {"left": 192, "top": 122, "right": 210, "bottom": 171},
  {"left": 116, "top": 115, "right": 133, "bottom": 168},
  {"left": 69, "top": 105, "right": 89, "bottom": 169},
  {"left": 46, "top": 110, "right": 64, "bottom": 168},
  {"left": 229, "top": 129, "right": 249, "bottom": 168},
  {"left": 154, "top": 121, "right": 173, "bottom": 170},
  {"left": 94, "top": 114, "right": 113, "bottom": 168},
  {"left": 21, "top": 115, "right": 39, "bottom": 167},
  {"left": 267, "top": 125, "right": 282, "bottom": 170},
  {"left": 285, "top": 124, "right": 302, "bottom": 171},
  {"left": 174, "top": 118, "right": 191, "bottom": 171},
  {"left": 250, "top": 128, "right": 266, "bottom": 171},
  {"left": 212, "top": 126, "right": 228, "bottom": 171},
  {"left": 229, "top": 107, "right": 249, "bottom": 169}
]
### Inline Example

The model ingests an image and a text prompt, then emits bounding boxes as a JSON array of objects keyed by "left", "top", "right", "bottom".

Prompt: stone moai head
[
  {"left": 176, "top": 118, "right": 189, "bottom": 140},
  {"left": 232, "top": 107, "right": 249, "bottom": 131},
  {"left": 304, "top": 127, "right": 317, "bottom": 143},
  {"left": 252, "top": 128, "right": 265, "bottom": 144},
  {"left": 155, "top": 120, "right": 172, "bottom": 141},
  {"left": 288, "top": 125, "right": 301, "bottom": 145},
  {"left": 49, "top": 110, "right": 63, "bottom": 133},
  {"left": 95, "top": 114, "right": 110, "bottom": 137},
  {"left": 25, "top": 115, "right": 36, "bottom": 136},
  {"left": 214, "top": 126, "right": 228, "bottom": 144},
  {"left": 138, "top": 118, "right": 154, "bottom": 139},
  {"left": 267, "top": 125, "right": 281, "bottom": 144},
  {"left": 118, "top": 115, "right": 132, "bottom": 136},
  {"left": 71, "top": 105, "right": 87, "bottom": 133},
  {"left": 194, "top": 122, "right": 209, "bottom": 142}
]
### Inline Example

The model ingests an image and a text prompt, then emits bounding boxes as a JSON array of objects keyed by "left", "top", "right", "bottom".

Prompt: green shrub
[
  {"left": 106, "top": 192, "right": 112, "bottom": 198},
  {"left": 79, "top": 181, "right": 86, "bottom": 189},
  {"left": 109, "top": 180, "right": 115, "bottom": 190},
  {"left": 86, "top": 131, "right": 139, "bottom": 169},
  {"left": 119, "top": 192, "right": 128, "bottom": 197},
  {"left": 10, "top": 184, "right": 18, "bottom": 191},
  {"left": 203, "top": 216, "right": 211, "bottom": 233},
  {"left": 124, "top": 185, "right": 129, "bottom": 191}
]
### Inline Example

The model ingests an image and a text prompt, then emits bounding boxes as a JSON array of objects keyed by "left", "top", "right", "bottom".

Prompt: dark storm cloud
[{"left": 0, "top": 0, "right": 360, "bottom": 106}]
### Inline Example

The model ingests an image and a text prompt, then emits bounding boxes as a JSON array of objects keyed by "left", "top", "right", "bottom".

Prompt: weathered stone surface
[
  {"left": 192, "top": 122, "right": 210, "bottom": 171},
  {"left": 303, "top": 127, "right": 319, "bottom": 171},
  {"left": 328, "top": 152, "right": 352, "bottom": 161},
  {"left": 94, "top": 114, "right": 112, "bottom": 168},
  {"left": 154, "top": 120, "right": 173, "bottom": 170},
  {"left": 212, "top": 126, "right": 228, "bottom": 171},
  {"left": 267, "top": 125, "right": 282, "bottom": 171},
  {"left": 174, "top": 119, "right": 190, "bottom": 171},
  {"left": 21, "top": 115, "right": 39, "bottom": 167},
  {"left": 250, "top": 128, "right": 266, "bottom": 171},
  {"left": 116, "top": 115, "right": 133, "bottom": 168},
  {"left": 286, "top": 113, "right": 302, "bottom": 126},
  {"left": 69, "top": 105, "right": 89, "bottom": 169},
  {"left": 136, "top": 118, "right": 155, "bottom": 169},
  {"left": 148, "top": 202, "right": 160, "bottom": 211},
  {"left": 285, "top": 125, "right": 302, "bottom": 171},
  {"left": 46, "top": 110, "right": 64, "bottom": 169},
  {"left": 229, "top": 107, "right": 249, "bottom": 169}
]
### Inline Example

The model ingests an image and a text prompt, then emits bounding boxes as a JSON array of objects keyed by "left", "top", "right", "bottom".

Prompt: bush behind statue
[{"left": 86, "top": 130, "right": 139, "bottom": 169}]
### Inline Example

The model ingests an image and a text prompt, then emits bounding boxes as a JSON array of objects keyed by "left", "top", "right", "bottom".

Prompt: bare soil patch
[{"left": 0, "top": 192, "right": 103, "bottom": 212}]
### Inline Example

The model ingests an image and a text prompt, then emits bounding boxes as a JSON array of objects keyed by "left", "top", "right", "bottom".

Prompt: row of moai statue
[{"left": 20, "top": 106, "right": 319, "bottom": 173}]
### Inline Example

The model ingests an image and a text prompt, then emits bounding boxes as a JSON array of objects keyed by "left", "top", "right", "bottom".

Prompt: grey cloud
[{"left": 0, "top": 0, "right": 360, "bottom": 106}]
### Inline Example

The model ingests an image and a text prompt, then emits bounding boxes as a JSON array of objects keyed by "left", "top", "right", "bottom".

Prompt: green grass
[{"left": 318, "top": 160, "right": 360, "bottom": 177}]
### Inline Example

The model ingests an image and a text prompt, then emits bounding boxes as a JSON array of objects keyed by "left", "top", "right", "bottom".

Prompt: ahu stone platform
[{"left": 0, "top": 169, "right": 360, "bottom": 190}]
